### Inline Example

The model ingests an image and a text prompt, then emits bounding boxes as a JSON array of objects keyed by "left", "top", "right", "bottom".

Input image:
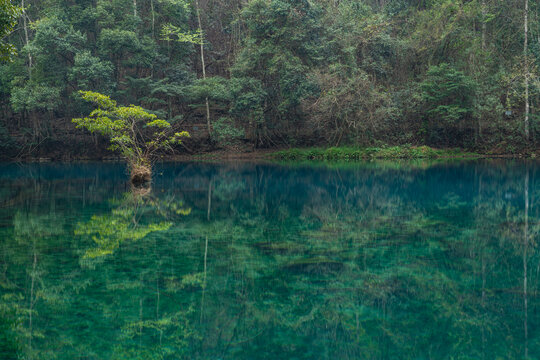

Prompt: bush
[
  {"left": 212, "top": 117, "right": 245, "bottom": 147},
  {"left": 271, "top": 145, "right": 481, "bottom": 161},
  {"left": 420, "top": 63, "right": 477, "bottom": 145}
]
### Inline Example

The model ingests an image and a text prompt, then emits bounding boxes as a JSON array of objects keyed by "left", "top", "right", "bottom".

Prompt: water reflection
[
  {"left": 76, "top": 185, "right": 190, "bottom": 261},
  {"left": 0, "top": 160, "right": 538, "bottom": 359}
]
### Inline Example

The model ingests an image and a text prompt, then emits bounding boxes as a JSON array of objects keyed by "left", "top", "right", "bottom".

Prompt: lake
[{"left": 0, "top": 160, "right": 538, "bottom": 359}]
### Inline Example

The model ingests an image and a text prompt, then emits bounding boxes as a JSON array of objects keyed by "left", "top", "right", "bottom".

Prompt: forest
[
  {"left": 1, "top": 2, "right": 540, "bottom": 358},
  {"left": 0, "top": 0, "right": 539, "bottom": 160}
]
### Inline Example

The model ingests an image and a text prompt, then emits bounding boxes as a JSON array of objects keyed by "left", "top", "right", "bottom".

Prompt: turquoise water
[{"left": 0, "top": 160, "right": 538, "bottom": 359}]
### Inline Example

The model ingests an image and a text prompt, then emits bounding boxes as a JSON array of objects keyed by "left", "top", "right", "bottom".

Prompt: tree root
[{"left": 130, "top": 164, "right": 152, "bottom": 187}]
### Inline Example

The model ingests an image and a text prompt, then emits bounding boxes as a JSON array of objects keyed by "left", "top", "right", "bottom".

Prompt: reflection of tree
[
  {"left": 174, "top": 161, "right": 540, "bottom": 359},
  {"left": 76, "top": 190, "right": 190, "bottom": 260},
  {"left": 1, "top": 161, "right": 540, "bottom": 358},
  {"left": 0, "top": 304, "right": 20, "bottom": 359},
  {"left": 523, "top": 168, "right": 529, "bottom": 359},
  {"left": 0, "top": 182, "right": 198, "bottom": 359},
  {"left": 0, "top": 211, "right": 67, "bottom": 359},
  {"left": 73, "top": 187, "right": 201, "bottom": 358}
]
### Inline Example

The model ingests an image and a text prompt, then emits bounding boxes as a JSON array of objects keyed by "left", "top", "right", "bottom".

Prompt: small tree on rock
[{"left": 73, "top": 91, "right": 189, "bottom": 185}]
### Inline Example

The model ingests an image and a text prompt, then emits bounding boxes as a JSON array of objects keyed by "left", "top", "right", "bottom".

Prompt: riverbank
[
  {"left": 268, "top": 146, "right": 485, "bottom": 161},
  {"left": 174, "top": 144, "right": 533, "bottom": 161},
  {"left": 183, "top": 145, "right": 538, "bottom": 162},
  {"left": 8, "top": 145, "right": 538, "bottom": 163}
]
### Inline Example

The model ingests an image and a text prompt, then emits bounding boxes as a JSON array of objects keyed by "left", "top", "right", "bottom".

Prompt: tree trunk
[
  {"left": 195, "top": 0, "right": 212, "bottom": 137},
  {"left": 481, "top": 0, "right": 486, "bottom": 50},
  {"left": 524, "top": 0, "right": 530, "bottom": 141},
  {"left": 21, "top": 0, "right": 32, "bottom": 79},
  {"left": 151, "top": 0, "right": 155, "bottom": 38},
  {"left": 477, "top": 0, "right": 487, "bottom": 144},
  {"left": 133, "top": 0, "right": 137, "bottom": 17}
]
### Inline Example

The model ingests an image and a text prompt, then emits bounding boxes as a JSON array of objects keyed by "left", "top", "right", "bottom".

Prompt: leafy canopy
[
  {"left": 0, "top": 0, "right": 23, "bottom": 61},
  {"left": 421, "top": 63, "right": 476, "bottom": 124},
  {"left": 73, "top": 91, "right": 189, "bottom": 165}
]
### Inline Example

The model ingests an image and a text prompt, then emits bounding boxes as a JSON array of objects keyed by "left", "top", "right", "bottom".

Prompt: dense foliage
[
  {"left": 0, "top": 0, "right": 22, "bottom": 61},
  {"left": 74, "top": 90, "right": 189, "bottom": 172},
  {"left": 0, "top": 0, "right": 539, "bottom": 158}
]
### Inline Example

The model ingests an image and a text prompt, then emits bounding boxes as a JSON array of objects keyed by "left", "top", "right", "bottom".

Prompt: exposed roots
[{"left": 130, "top": 164, "right": 152, "bottom": 187}]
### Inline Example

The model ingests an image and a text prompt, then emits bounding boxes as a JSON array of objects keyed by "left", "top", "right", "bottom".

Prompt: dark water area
[{"left": 0, "top": 160, "right": 539, "bottom": 359}]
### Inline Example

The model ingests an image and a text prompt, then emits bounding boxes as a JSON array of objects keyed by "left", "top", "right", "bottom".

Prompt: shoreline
[{"left": 3, "top": 145, "right": 538, "bottom": 163}]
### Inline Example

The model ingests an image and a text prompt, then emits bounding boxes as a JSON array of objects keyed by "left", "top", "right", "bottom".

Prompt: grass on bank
[{"left": 270, "top": 145, "right": 482, "bottom": 161}]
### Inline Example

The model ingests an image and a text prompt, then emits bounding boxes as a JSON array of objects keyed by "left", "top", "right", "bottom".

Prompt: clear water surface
[{"left": 0, "top": 160, "right": 539, "bottom": 359}]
